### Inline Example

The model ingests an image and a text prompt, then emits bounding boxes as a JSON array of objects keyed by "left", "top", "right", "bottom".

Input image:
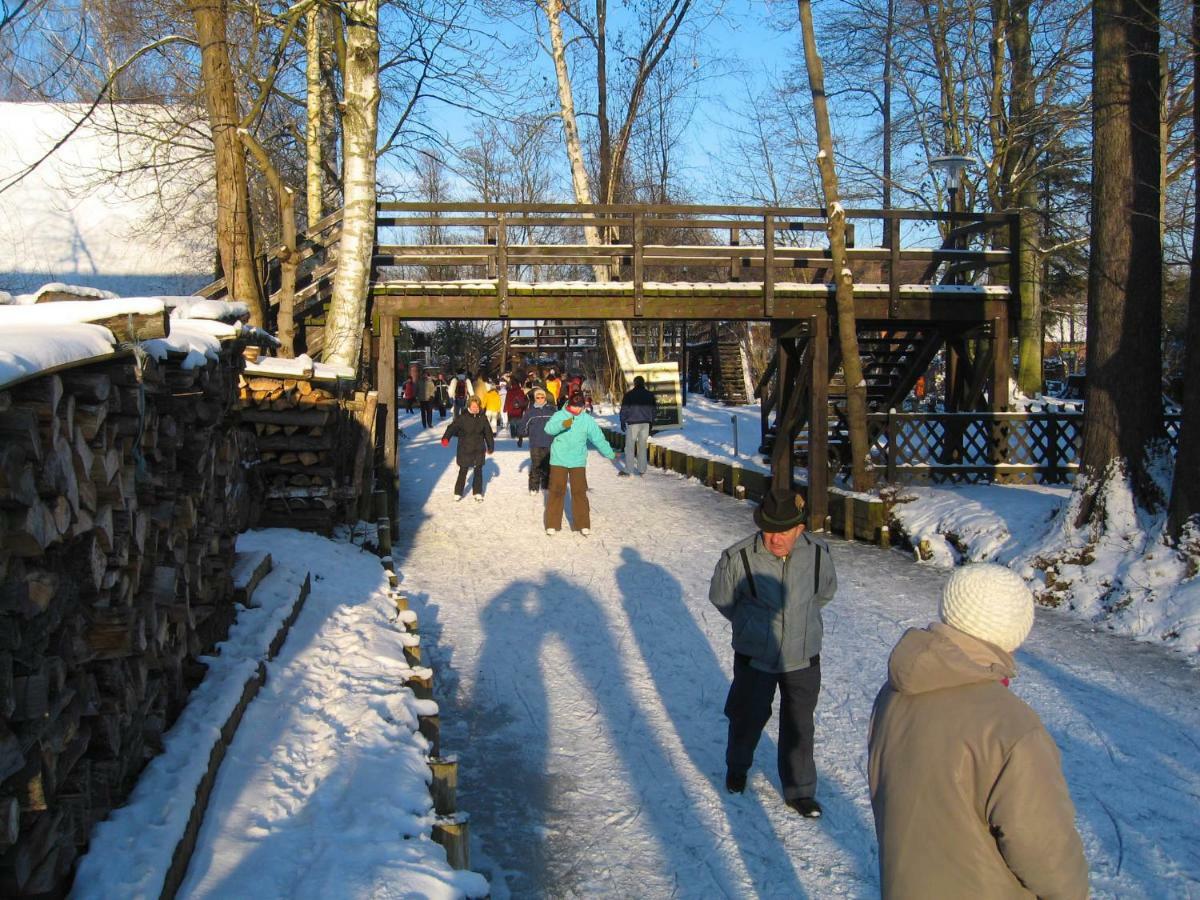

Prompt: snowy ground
[{"left": 393, "top": 409, "right": 1200, "bottom": 899}]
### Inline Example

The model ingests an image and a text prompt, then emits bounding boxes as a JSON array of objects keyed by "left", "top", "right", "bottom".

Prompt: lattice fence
[{"left": 864, "top": 412, "right": 1182, "bottom": 484}]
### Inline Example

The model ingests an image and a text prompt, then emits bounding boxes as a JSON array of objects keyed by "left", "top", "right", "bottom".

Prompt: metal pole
[{"left": 731, "top": 414, "right": 739, "bottom": 458}]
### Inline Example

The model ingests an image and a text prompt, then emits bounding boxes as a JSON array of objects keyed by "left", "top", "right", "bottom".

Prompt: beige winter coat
[{"left": 868, "top": 623, "right": 1088, "bottom": 900}]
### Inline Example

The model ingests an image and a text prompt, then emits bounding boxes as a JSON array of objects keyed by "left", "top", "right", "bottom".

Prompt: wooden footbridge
[{"left": 203, "top": 201, "right": 1021, "bottom": 526}]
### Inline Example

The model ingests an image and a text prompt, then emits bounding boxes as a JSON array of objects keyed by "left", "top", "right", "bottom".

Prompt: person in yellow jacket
[
  {"left": 483, "top": 382, "right": 502, "bottom": 433},
  {"left": 545, "top": 369, "right": 562, "bottom": 403}
]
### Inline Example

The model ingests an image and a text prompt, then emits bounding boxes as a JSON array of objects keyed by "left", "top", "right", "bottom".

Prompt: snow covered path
[{"left": 395, "top": 412, "right": 1200, "bottom": 899}]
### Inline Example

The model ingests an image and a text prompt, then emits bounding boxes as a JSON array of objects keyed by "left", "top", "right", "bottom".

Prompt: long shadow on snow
[
  {"left": 1017, "top": 648, "right": 1200, "bottom": 894},
  {"left": 616, "top": 546, "right": 876, "bottom": 894},
  {"left": 466, "top": 573, "right": 754, "bottom": 898}
]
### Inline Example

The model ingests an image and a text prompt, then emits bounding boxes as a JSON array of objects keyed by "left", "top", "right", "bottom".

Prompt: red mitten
[{"left": 441, "top": 438, "right": 449, "bottom": 447}]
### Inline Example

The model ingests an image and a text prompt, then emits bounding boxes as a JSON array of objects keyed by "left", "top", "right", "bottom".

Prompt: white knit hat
[{"left": 939, "top": 564, "right": 1034, "bottom": 652}]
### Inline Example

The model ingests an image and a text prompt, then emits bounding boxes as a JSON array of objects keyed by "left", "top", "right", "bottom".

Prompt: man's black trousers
[{"left": 724, "top": 652, "right": 821, "bottom": 800}]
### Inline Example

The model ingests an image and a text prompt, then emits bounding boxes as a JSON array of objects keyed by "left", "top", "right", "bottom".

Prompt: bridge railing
[{"left": 374, "top": 202, "right": 1019, "bottom": 314}]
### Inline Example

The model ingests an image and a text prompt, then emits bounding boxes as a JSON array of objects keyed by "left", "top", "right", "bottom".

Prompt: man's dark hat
[{"left": 754, "top": 486, "right": 807, "bottom": 532}]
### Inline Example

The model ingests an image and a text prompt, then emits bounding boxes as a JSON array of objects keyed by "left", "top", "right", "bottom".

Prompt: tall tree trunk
[
  {"left": 1079, "top": 0, "right": 1163, "bottom": 519},
  {"left": 240, "top": 130, "right": 297, "bottom": 357},
  {"left": 797, "top": 0, "right": 870, "bottom": 491},
  {"left": 306, "top": 3, "right": 340, "bottom": 229},
  {"left": 1167, "top": 0, "right": 1200, "bottom": 538},
  {"left": 187, "top": 0, "right": 264, "bottom": 325},
  {"left": 1007, "top": 0, "right": 1043, "bottom": 395},
  {"left": 323, "top": 0, "right": 379, "bottom": 370},
  {"left": 882, "top": 0, "right": 894, "bottom": 212},
  {"left": 543, "top": 0, "right": 638, "bottom": 374}
]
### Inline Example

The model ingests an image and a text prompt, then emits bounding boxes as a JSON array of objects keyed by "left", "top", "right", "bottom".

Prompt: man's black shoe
[
  {"left": 725, "top": 771, "right": 746, "bottom": 794},
  {"left": 786, "top": 797, "right": 822, "bottom": 818}
]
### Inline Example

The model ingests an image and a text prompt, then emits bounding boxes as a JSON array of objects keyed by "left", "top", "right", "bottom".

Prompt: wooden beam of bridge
[{"left": 371, "top": 281, "right": 1013, "bottom": 322}]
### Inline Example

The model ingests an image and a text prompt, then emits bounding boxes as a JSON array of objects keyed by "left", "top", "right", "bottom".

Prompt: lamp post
[{"left": 930, "top": 154, "right": 976, "bottom": 215}]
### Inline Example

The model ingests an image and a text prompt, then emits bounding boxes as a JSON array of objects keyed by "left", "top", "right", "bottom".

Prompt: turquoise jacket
[{"left": 545, "top": 407, "right": 616, "bottom": 468}]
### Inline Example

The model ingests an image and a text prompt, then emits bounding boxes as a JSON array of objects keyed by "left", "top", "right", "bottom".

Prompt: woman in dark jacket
[
  {"left": 520, "top": 386, "right": 557, "bottom": 493},
  {"left": 441, "top": 395, "right": 494, "bottom": 501}
]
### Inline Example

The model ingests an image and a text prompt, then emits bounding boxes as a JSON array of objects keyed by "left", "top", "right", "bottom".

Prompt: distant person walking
[
  {"left": 452, "top": 369, "right": 470, "bottom": 416},
  {"left": 545, "top": 369, "right": 563, "bottom": 404},
  {"left": 504, "top": 380, "right": 529, "bottom": 445},
  {"left": 417, "top": 370, "right": 436, "bottom": 428},
  {"left": 400, "top": 376, "right": 416, "bottom": 413},
  {"left": 543, "top": 391, "right": 618, "bottom": 536},
  {"left": 867, "top": 564, "right": 1088, "bottom": 899},
  {"left": 619, "top": 375, "right": 656, "bottom": 476},
  {"left": 435, "top": 373, "right": 450, "bottom": 420},
  {"left": 521, "top": 386, "right": 556, "bottom": 493},
  {"left": 709, "top": 486, "right": 836, "bottom": 818},
  {"left": 483, "top": 381, "right": 502, "bottom": 433},
  {"left": 441, "top": 395, "right": 494, "bottom": 501}
]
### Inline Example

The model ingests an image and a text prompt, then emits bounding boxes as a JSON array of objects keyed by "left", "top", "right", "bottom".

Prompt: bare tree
[
  {"left": 323, "top": 0, "right": 380, "bottom": 370},
  {"left": 186, "top": 0, "right": 264, "bottom": 324},
  {"left": 796, "top": 0, "right": 869, "bottom": 491}
]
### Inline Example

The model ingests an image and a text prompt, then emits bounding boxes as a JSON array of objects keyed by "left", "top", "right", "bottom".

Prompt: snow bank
[
  {"left": 176, "top": 530, "right": 488, "bottom": 898},
  {"left": 72, "top": 565, "right": 312, "bottom": 898}
]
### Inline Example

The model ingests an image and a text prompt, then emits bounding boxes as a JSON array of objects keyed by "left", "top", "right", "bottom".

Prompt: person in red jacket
[{"left": 504, "top": 381, "right": 529, "bottom": 446}]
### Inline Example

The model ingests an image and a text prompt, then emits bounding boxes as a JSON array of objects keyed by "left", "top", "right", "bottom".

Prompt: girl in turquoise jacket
[{"left": 542, "top": 393, "right": 619, "bottom": 535}]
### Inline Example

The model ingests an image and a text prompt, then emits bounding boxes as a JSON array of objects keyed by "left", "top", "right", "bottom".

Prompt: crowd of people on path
[{"left": 426, "top": 361, "right": 1090, "bottom": 897}]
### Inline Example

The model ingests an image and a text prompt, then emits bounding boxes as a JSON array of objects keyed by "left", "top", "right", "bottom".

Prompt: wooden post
[
  {"left": 633, "top": 211, "right": 645, "bottom": 317},
  {"left": 809, "top": 313, "right": 829, "bottom": 527},
  {"left": 419, "top": 712, "right": 440, "bottom": 756},
  {"left": 391, "top": 590, "right": 409, "bottom": 612},
  {"left": 885, "top": 408, "right": 898, "bottom": 484},
  {"left": 428, "top": 755, "right": 458, "bottom": 815},
  {"left": 497, "top": 212, "right": 509, "bottom": 318},
  {"left": 844, "top": 493, "right": 854, "bottom": 542},
  {"left": 432, "top": 813, "right": 470, "bottom": 870},
  {"left": 763, "top": 214, "right": 775, "bottom": 317},
  {"left": 406, "top": 669, "right": 433, "bottom": 700},
  {"left": 729, "top": 227, "right": 740, "bottom": 282},
  {"left": 403, "top": 635, "right": 421, "bottom": 667},
  {"left": 378, "top": 315, "right": 397, "bottom": 523},
  {"left": 887, "top": 215, "right": 901, "bottom": 318},
  {"left": 376, "top": 517, "right": 392, "bottom": 558}
]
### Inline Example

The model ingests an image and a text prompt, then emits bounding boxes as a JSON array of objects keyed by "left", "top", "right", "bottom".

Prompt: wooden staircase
[{"left": 712, "top": 324, "right": 749, "bottom": 404}]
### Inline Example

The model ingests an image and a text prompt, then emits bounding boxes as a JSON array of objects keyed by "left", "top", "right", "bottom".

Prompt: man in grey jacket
[{"left": 709, "top": 486, "right": 836, "bottom": 818}]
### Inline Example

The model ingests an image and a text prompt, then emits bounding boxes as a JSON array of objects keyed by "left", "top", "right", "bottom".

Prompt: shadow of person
[
  {"left": 463, "top": 572, "right": 756, "bottom": 897},
  {"left": 614, "top": 546, "right": 809, "bottom": 896},
  {"left": 1016, "top": 649, "right": 1200, "bottom": 894}
]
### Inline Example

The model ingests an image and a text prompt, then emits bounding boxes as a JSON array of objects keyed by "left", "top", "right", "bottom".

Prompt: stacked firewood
[
  {"left": 0, "top": 344, "right": 250, "bottom": 895},
  {"left": 237, "top": 370, "right": 377, "bottom": 532}
]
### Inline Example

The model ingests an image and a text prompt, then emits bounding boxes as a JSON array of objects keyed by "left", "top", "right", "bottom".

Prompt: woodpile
[
  {"left": 237, "top": 370, "right": 379, "bottom": 533},
  {"left": 0, "top": 343, "right": 251, "bottom": 896}
]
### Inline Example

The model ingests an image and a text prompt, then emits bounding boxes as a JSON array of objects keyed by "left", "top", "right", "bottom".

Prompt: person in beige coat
[{"left": 867, "top": 563, "right": 1088, "bottom": 899}]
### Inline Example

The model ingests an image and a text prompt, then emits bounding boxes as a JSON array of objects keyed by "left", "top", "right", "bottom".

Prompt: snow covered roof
[{"left": 0, "top": 102, "right": 214, "bottom": 295}]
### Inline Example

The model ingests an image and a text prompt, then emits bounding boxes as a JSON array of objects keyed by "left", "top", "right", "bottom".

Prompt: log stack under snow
[
  {"left": 237, "top": 355, "right": 377, "bottom": 533},
  {"left": 0, "top": 297, "right": 257, "bottom": 895}
]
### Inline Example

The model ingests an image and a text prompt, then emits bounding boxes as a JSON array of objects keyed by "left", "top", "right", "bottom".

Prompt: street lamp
[{"left": 930, "top": 154, "right": 976, "bottom": 213}]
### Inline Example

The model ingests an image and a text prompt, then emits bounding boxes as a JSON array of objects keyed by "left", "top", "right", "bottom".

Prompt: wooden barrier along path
[{"left": 602, "top": 427, "right": 890, "bottom": 546}]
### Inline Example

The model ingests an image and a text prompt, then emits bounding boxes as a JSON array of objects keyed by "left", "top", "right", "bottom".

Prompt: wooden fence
[{"left": 864, "top": 410, "right": 1184, "bottom": 484}]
